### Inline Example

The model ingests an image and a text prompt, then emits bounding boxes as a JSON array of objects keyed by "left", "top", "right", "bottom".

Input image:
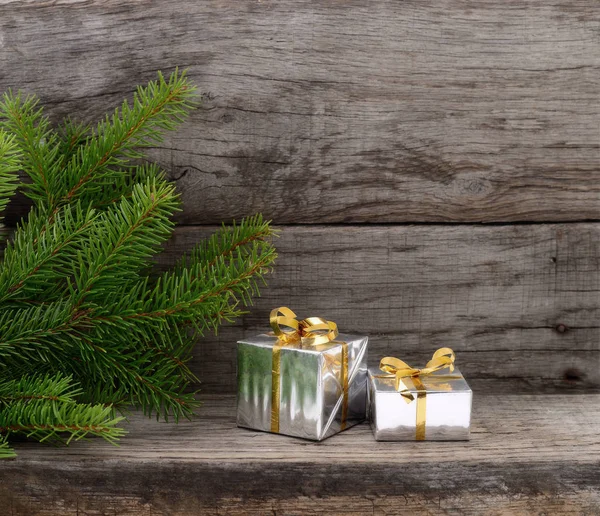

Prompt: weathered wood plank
[
  {"left": 3, "top": 394, "right": 600, "bottom": 514},
  {"left": 1, "top": 0, "right": 599, "bottom": 224},
  {"left": 152, "top": 223, "right": 600, "bottom": 392}
]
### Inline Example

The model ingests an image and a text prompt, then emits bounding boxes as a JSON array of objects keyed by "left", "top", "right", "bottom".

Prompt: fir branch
[
  {"left": 73, "top": 335, "right": 201, "bottom": 422},
  {"left": 0, "top": 289, "right": 197, "bottom": 423},
  {"left": 0, "top": 373, "right": 124, "bottom": 449},
  {"left": 0, "top": 165, "right": 169, "bottom": 307},
  {"left": 0, "top": 131, "right": 20, "bottom": 220},
  {"left": 0, "top": 70, "right": 277, "bottom": 457},
  {"left": 0, "top": 397, "right": 125, "bottom": 445},
  {"left": 73, "top": 175, "right": 180, "bottom": 306},
  {"left": 53, "top": 69, "right": 196, "bottom": 210},
  {"left": 89, "top": 162, "right": 168, "bottom": 210},
  {"left": 0, "top": 300, "right": 200, "bottom": 421},
  {"left": 105, "top": 216, "right": 277, "bottom": 331},
  {"left": 103, "top": 234, "right": 275, "bottom": 334},
  {"left": 0, "top": 91, "right": 59, "bottom": 207},
  {"left": 0, "top": 373, "right": 82, "bottom": 405},
  {"left": 0, "top": 433, "right": 16, "bottom": 459},
  {"left": 0, "top": 203, "right": 97, "bottom": 304},
  {"left": 0, "top": 300, "right": 91, "bottom": 368},
  {"left": 177, "top": 214, "right": 276, "bottom": 271},
  {"left": 55, "top": 117, "right": 90, "bottom": 169}
]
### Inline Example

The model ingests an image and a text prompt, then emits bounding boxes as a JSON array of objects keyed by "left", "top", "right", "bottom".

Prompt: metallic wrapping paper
[
  {"left": 237, "top": 333, "right": 368, "bottom": 441},
  {"left": 368, "top": 367, "right": 472, "bottom": 441}
]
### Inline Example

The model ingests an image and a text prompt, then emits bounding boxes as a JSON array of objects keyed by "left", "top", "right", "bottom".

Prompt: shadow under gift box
[
  {"left": 368, "top": 367, "right": 472, "bottom": 441},
  {"left": 237, "top": 334, "right": 368, "bottom": 441}
]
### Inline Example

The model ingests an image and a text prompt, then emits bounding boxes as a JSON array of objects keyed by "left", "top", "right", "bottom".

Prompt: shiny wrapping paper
[
  {"left": 237, "top": 333, "right": 368, "bottom": 441},
  {"left": 368, "top": 367, "right": 472, "bottom": 441}
]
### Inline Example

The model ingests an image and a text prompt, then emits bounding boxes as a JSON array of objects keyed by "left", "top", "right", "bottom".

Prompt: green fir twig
[{"left": 0, "top": 70, "right": 277, "bottom": 457}]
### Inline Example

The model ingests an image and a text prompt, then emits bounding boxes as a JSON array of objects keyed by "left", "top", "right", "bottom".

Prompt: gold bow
[
  {"left": 270, "top": 306, "right": 339, "bottom": 346},
  {"left": 377, "top": 347, "right": 456, "bottom": 440},
  {"left": 378, "top": 347, "right": 455, "bottom": 399},
  {"left": 269, "top": 307, "right": 348, "bottom": 433}
]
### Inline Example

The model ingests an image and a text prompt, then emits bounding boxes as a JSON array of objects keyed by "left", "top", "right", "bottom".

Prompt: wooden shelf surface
[{"left": 3, "top": 393, "right": 600, "bottom": 515}]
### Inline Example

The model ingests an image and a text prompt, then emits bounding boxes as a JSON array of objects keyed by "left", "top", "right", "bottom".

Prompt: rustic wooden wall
[{"left": 0, "top": 0, "right": 598, "bottom": 392}]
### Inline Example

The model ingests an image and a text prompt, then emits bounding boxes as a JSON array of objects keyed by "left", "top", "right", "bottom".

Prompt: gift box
[
  {"left": 368, "top": 348, "right": 472, "bottom": 441},
  {"left": 237, "top": 307, "right": 368, "bottom": 441}
]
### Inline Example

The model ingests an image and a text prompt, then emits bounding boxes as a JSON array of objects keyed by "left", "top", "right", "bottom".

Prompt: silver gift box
[
  {"left": 368, "top": 367, "right": 472, "bottom": 441},
  {"left": 237, "top": 333, "right": 368, "bottom": 441}
]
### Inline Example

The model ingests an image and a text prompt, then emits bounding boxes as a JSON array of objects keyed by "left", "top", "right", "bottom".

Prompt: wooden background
[{"left": 0, "top": 0, "right": 598, "bottom": 394}]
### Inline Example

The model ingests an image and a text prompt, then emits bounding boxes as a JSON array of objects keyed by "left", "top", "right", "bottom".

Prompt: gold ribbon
[
  {"left": 269, "top": 307, "right": 348, "bottom": 433},
  {"left": 377, "top": 347, "right": 456, "bottom": 440}
]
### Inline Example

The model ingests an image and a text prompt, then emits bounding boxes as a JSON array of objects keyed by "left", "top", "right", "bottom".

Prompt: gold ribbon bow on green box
[
  {"left": 269, "top": 306, "right": 349, "bottom": 433},
  {"left": 376, "top": 347, "right": 459, "bottom": 440}
]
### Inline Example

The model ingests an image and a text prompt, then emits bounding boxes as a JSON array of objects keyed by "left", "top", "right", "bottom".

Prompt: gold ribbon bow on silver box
[
  {"left": 269, "top": 306, "right": 349, "bottom": 433},
  {"left": 375, "top": 347, "right": 459, "bottom": 440}
]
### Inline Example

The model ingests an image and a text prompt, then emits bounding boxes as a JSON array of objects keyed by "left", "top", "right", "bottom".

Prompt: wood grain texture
[
  {"left": 152, "top": 223, "right": 600, "bottom": 392},
  {"left": 1, "top": 0, "right": 599, "bottom": 224},
  {"left": 3, "top": 394, "right": 600, "bottom": 514}
]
